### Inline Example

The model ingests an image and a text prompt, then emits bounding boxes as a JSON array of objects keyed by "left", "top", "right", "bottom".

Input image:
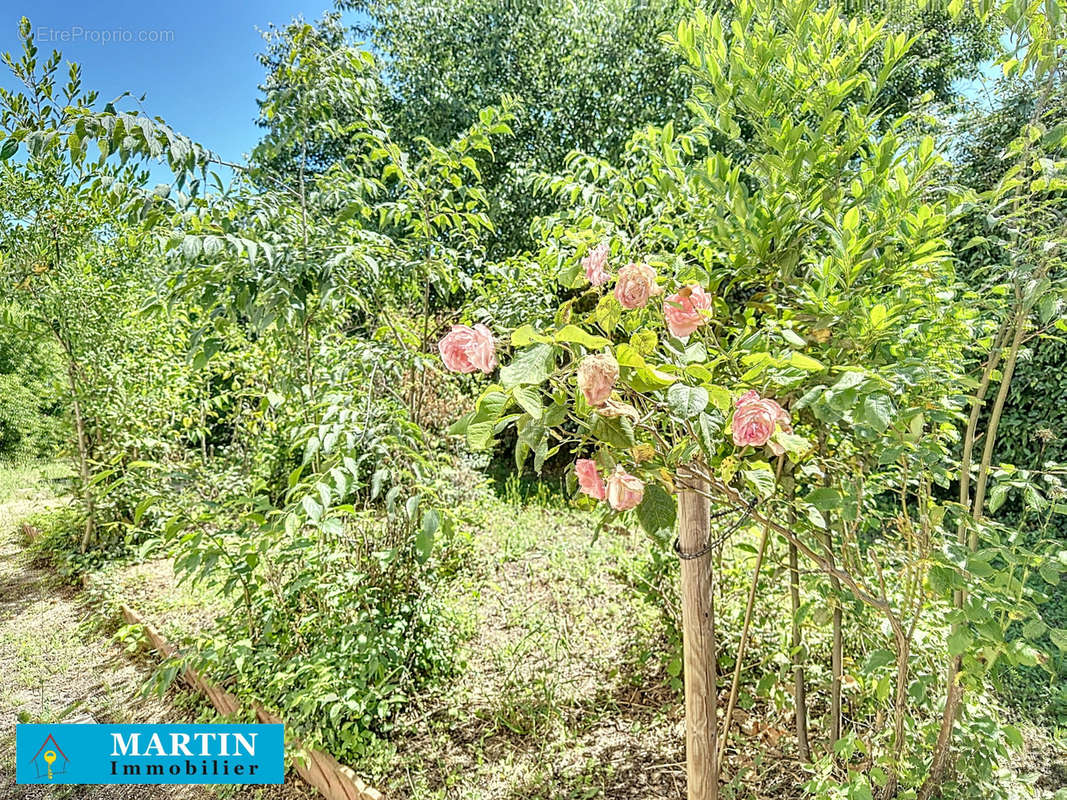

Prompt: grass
[
  {"left": 372, "top": 492, "right": 689, "bottom": 799},
  {"left": 4, "top": 461, "right": 1065, "bottom": 799}
]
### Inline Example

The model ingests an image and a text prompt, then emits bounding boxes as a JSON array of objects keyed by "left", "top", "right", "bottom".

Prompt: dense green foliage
[
  {"left": 0, "top": 305, "right": 63, "bottom": 461},
  {"left": 342, "top": 0, "right": 997, "bottom": 254}
]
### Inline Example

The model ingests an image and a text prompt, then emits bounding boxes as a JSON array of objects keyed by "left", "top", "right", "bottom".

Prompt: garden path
[{"left": 0, "top": 468, "right": 312, "bottom": 800}]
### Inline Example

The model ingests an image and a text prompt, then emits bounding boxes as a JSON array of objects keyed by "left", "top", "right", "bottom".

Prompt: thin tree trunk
[
  {"left": 717, "top": 520, "right": 770, "bottom": 771},
  {"left": 786, "top": 469, "right": 810, "bottom": 761},
  {"left": 819, "top": 527, "right": 843, "bottom": 750},
  {"left": 883, "top": 628, "right": 910, "bottom": 799},
  {"left": 68, "top": 362, "right": 95, "bottom": 552},
  {"left": 921, "top": 307, "right": 1028, "bottom": 799}
]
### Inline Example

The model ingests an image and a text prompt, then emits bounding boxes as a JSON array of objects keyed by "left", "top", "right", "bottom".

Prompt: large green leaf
[
  {"left": 466, "top": 390, "right": 509, "bottom": 450},
  {"left": 554, "top": 325, "right": 610, "bottom": 349},
  {"left": 667, "top": 383, "right": 709, "bottom": 419},
  {"left": 416, "top": 509, "right": 439, "bottom": 564},
  {"left": 500, "top": 343, "right": 555, "bottom": 387},
  {"left": 636, "top": 484, "right": 677, "bottom": 540},
  {"left": 512, "top": 386, "right": 543, "bottom": 419},
  {"left": 805, "top": 487, "right": 841, "bottom": 510},
  {"left": 857, "top": 394, "right": 893, "bottom": 433},
  {"left": 591, "top": 415, "right": 636, "bottom": 449}
]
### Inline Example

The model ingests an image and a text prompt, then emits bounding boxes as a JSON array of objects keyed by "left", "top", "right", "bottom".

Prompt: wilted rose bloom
[
  {"left": 575, "top": 458, "right": 606, "bottom": 501},
  {"left": 577, "top": 352, "right": 618, "bottom": 406},
  {"left": 732, "top": 390, "right": 792, "bottom": 452},
  {"left": 582, "top": 242, "right": 611, "bottom": 287},
  {"left": 663, "top": 285, "right": 712, "bottom": 337},
  {"left": 606, "top": 466, "right": 645, "bottom": 511},
  {"left": 438, "top": 323, "right": 497, "bottom": 374},
  {"left": 614, "top": 262, "right": 661, "bottom": 310}
]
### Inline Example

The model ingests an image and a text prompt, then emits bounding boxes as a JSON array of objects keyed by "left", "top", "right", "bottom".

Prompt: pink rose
[
  {"left": 582, "top": 242, "right": 611, "bottom": 287},
  {"left": 606, "top": 466, "right": 645, "bottom": 511},
  {"left": 438, "top": 324, "right": 497, "bottom": 374},
  {"left": 577, "top": 352, "right": 618, "bottom": 407},
  {"left": 732, "top": 390, "right": 792, "bottom": 453},
  {"left": 614, "top": 262, "right": 662, "bottom": 310},
  {"left": 663, "top": 285, "right": 712, "bottom": 338},
  {"left": 575, "top": 459, "right": 606, "bottom": 501}
]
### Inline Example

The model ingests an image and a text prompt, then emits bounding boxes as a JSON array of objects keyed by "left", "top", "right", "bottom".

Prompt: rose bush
[{"left": 443, "top": 0, "right": 1067, "bottom": 796}]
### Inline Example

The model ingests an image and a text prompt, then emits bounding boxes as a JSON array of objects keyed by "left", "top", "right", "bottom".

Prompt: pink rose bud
[
  {"left": 613, "top": 262, "right": 662, "bottom": 310},
  {"left": 575, "top": 458, "right": 607, "bottom": 501},
  {"left": 732, "top": 390, "right": 792, "bottom": 452},
  {"left": 663, "top": 285, "right": 712, "bottom": 338},
  {"left": 577, "top": 352, "right": 618, "bottom": 407},
  {"left": 438, "top": 323, "right": 497, "bottom": 374},
  {"left": 606, "top": 466, "right": 645, "bottom": 511},
  {"left": 582, "top": 242, "right": 611, "bottom": 287}
]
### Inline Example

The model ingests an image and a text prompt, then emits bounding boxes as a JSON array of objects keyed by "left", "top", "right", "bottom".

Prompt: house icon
[{"left": 29, "top": 734, "right": 68, "bottom": 780}]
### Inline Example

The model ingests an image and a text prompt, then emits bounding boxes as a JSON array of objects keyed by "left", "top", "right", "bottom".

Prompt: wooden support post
[{"left": 678, "top": 468, "right": 718, "bottom": 800}]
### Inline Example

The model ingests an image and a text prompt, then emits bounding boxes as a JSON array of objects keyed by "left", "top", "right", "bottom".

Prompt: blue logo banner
[{"left": 16, "top": 724, "right": 284, "bottom": 784}]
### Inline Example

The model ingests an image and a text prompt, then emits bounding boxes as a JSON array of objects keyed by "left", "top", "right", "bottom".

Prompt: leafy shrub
[
  {"left": 22, "top": 506, "right": 130, "bottom": 579},
  {"left": 0, "top": 307, "right": 64, "bottom": 462}
]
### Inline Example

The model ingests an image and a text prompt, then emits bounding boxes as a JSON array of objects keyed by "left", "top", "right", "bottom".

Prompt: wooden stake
[{"left": 678, "top": 468, "right": 718, "bottom": 800}]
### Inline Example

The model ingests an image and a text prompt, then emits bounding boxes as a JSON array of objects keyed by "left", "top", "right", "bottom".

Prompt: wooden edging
[{"left": 79, "top": 572, "right": 384, "bottom": 800}]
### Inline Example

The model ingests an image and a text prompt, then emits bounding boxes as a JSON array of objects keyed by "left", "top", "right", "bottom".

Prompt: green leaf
[
  {"left": 467, "top": 390, "right": 508, "bottom": 450},
  {"left": 1022, "top": 619, "right": 1048, "bottom": 640},
  {"left": 0, "top": 138, "right": 18, "bottom": 161},
  {"left": 614, "top": 343, "right": 646, "bottom": 368},
  {"left": 448, "top": 412, "right": 473, "bottom": 436},
  {"left": 805, "top": 487, "right": 841, "bottom": 511},
  {"left": 500, "top": 343, "right": 555, "bottom": 387},
  {"left": 705, "top": 384, "right": 732, "bottom": 413},
  {"left": 788, "top": 352, "right": 825, "bottom": 371},
  {"left": 695, "top": 410, "right": 725, "bottom": 456},
  {"left": 667, "top": 383, "right": 709, "bottom": 419},
  {"left": 863, "top": 649, "right": 896, "bottom": 672},
  {"left": 742, "top": 466, "right": 776, "bottom": 498},
  {"left": 1050, "top": 628, "right": 1067, "bottom": 652},
  {"left": 627, "top": 365, "right": 676, "bottom": 392},
  {"left": 773, "top": 431, "right": 812, "bottom": 457},
  {"left": 1042, "top": 122, "right": 1067, "bottom": 148},
  {"left": 1039, "top": 563, "right": 1062, "bottom": 586},
  {"left": 302, "top": 495, "right": 323, "bottom": 523},
  {"left": 554, "top": 325, "right": 610, "bottom": 349},
  {"left": 595, "top": 294, "right": 622, "bottom": 333},
  {"left": 1002, "top": 725, "right": 1024, "bottom": 750},
  {"left": 511, "top": 325, "right": 552, "bottom": 346},
  {"left": 512, "top": 386, "right": 543, "bottom": 420},
  {"left": 591, "top": 415, "right": 636, "bottom": 449},
  {"left": 630, "top": 329, "right": 658, "bottom": 355},
  {"left": 947, "top": 627, "right": 971, "bottom": 656},
  {"left": 636, "top": 484, "right": 677, "bottom": 540},
  {"left": 857, "top": 394, "right": 893, "bottom": 433},
  {"left": 416, "top": 509, "right": 439, "bottom": 564}
]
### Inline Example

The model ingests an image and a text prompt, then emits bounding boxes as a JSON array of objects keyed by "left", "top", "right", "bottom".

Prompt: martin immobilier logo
[{"left": 16, "top": 723, "right": 284, "bottom": 784}]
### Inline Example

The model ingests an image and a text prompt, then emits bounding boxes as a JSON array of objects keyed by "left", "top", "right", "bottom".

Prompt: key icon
[{"left": 43, "top": 750, "right": 56, "bottom": 780}]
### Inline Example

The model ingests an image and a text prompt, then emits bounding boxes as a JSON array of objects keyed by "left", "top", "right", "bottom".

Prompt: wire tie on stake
[{"left": 673, "top": 496, "right": 760, "bottom": 560}]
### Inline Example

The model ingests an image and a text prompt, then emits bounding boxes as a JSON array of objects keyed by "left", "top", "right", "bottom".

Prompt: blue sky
[{"left": 0, "top": 1, "right": 361, "bottom": 182}]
